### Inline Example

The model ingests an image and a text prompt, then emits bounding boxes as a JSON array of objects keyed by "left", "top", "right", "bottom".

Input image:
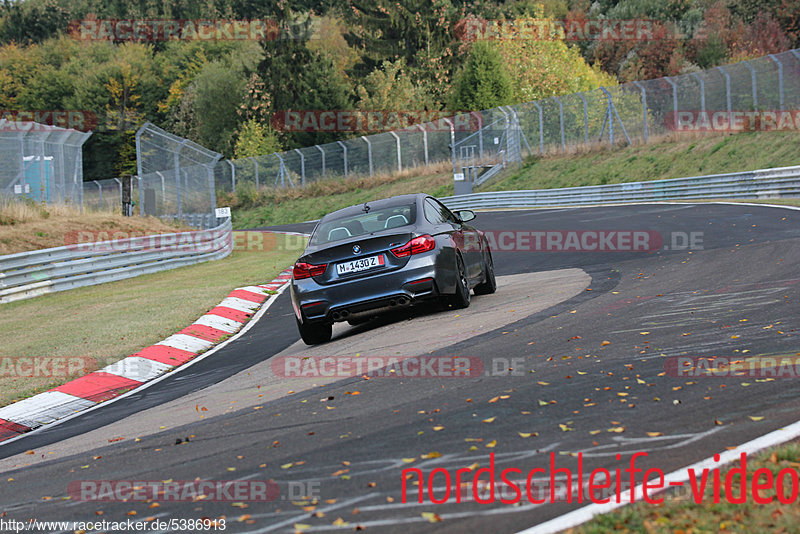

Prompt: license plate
[{"left": 336, "top": 254, "right": 385, "bottom": 275}]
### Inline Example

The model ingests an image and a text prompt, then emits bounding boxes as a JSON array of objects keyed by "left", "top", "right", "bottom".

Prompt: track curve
[{"left": 1, "top": 203, "right": 798, "bottom": 533}]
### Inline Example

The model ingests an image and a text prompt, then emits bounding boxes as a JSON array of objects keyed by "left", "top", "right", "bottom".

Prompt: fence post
[
  {"left": 532, "top": 101, "right": 544, "bottom": 154},
  {"left": 175, "top": 139, "right": 188, "bottom": 218},
  {"left": 577, "top": 93, "right": 589, "bottom": 144},
  {"left": 156, "top": 171, "right": 165, "bottom": 196},
  {"left": 507, "top": 106, "right": 532, "bottom": 158},
  {"left": 664, "top": 77, "right": 678, "bottom": 128},
  {"left": 316, "top": 145, "right": 325, "bottom": 178},
  {"left": 769, "top": 54, "right": 784, "bottom": 111},
  {"left": 716, "top": 66, "right": 732, "bottom": 116},
  {"left": 552, "top": 97, "right": 565, "bottom": 151},
  {"left": 471, "top": 111, "right": 483, "bottom": 158},
  {"left": 94, "top": 180, "right": 102, "bottom": 207},
  {"left": 227, "top": 159, "right": 236, "bottom": 192},
  {"left": 248, "top": 156, "right": 259, "bottom": 188},
  {"left": 632, "top": 81, "right": 648, "bottom": 143},
  {"left": 389, "top": 131, "right": 402, "bottom": 172},
  {"left": 690, "top": 73, "right": 705, "bottom": 114},
  {"left": 135, "top": 126, "right": 144, "bottom": 209},
  {"left": 443, "top": 118, "right": 456, "bottom": 176},
  {"left": 337, "top": 141, "right": 348, "bottom": 177},
  {"left": 416, "top": 124, "right": 429, "bottom": 166},
  {"left": 294, "top": 148, "right": 306, "bottom": 185},
  {"left": 360, "top": 136, "right": 373, "bottom": 177},
  {"left": 743, "top": 60, "right": 758, "bottom": 110},
  {"left": 600, "top": 88, "right": 614, "bottom": 146},
  {"left": 121, "top": 174, "right": 132, "bottom": 216}
]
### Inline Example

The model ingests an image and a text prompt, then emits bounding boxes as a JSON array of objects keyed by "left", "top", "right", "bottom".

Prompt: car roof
[{"left": 319, "top": 193, "right": 427, "bottom": 221}]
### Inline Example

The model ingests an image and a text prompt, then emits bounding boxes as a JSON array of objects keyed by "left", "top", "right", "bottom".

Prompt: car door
[{"left": 430, "top": 198, "right": 483, "bottom": 281}]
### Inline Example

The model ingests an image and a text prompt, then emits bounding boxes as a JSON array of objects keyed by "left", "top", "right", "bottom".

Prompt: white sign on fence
[{"left": 215, "top": 207, "right": 231, "bottom": 218}]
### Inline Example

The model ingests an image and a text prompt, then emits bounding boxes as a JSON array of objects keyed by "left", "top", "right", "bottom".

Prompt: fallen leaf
[{"left": 482, "top": 417, "right": 496, "bottom": 423}]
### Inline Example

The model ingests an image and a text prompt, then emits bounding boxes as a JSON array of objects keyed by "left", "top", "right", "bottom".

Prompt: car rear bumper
[{"left": 291, "top": 256, "right": 440, "bottom": 323}]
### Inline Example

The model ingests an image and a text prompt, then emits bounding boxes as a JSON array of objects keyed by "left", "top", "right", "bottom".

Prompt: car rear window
[{"left": 310, "top": 203, "right": 416, "bottom": 245}]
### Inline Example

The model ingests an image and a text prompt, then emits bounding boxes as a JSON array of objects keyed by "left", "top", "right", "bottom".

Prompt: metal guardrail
[
  {"left": 0, "top": 219, "right": 233, "bottom": 304},
  {"left": 441, "top": 165, "right": 800, "bottom": 211}
]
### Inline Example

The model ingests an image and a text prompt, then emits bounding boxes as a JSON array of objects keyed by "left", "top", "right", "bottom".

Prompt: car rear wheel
[
  {"left": 447, "top": 253, "right": 471, "bottom": 309},
  {"left": 296, "top": 317, "right": 332, "bottom": 345},
  {"left": 473, "top": 248, "right": 496, "bottom": 295}
]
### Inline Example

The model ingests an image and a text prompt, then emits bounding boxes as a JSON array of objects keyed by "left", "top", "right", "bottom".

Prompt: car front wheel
[{"left": 296, "top": 316, "right": 332, "bottom": 345}]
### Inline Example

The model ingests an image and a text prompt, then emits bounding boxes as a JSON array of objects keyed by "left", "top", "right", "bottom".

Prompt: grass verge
[
  {"left": 576, "top": 442, "right": 800, "bottom": 533},
  {"left": 0, "top": 197, "right": 189, "bottom": 255},
  {"left": 489, "top": 131, "right": 800, "bottom": 192},
  {"left": 225, "top": 131, "right": 800, "bottom": 228},
  {"left": 0, "top": 240, "right": 305, "bottom": 408}
]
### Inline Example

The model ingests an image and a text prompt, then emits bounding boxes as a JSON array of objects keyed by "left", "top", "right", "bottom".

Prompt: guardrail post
[
  {"left": 389, "top": 131, "right": 402, "bottom": 172},
  {"left": 552, "top": 97, "right": 565, "bottom": 151},
  {"left": 768, "top": 54, "right": 784, "bottom": 111},
  {"left": 294, "top": 148, "right": 306, "bottom": 185},
  {"left": 360, "top": 136, "right": 373, "bottom": 177},
  {"left": 226, "top": 160, "right": 236, "bottom": 192},
  {"left": 532, "top": 101, "right": 544, "bottom": 155},
  {"left": 416, "top": 124, "right": 429, "bottom": 166},
  {"left": 690, "top": 73, "right": 705, "bottom": 114},
  {"left": 717, "top": 66, "right": 732, "bottom": 116},
  {"left": 743, "top": 60, "right": 758, "bottom": 110},
  {"left": 577, "top": 93, "right": 589, "bottom": 144},
  {"left": 316, "top": 145, "right": 325, "bottom": 178},
  {"left": 632, "top": 81, "right": 648, "bottom": 143},
  {"left": 337, "top": 140, "right": 348, "bottom": 178}
]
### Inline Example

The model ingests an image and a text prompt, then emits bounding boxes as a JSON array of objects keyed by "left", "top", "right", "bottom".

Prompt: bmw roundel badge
[{"left": 353, "top": 244, "right": 361, "bottom": 254}]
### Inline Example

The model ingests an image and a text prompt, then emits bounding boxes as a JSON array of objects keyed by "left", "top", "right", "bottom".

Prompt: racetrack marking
[
  {"left": 0, "top": 276, "right": 293, "bottom": 448},
  {"left": 238, "top": 494, "right": 378, "bottom": 533},
  {"left": 156, "top": 333, "right": 215, "bottom": 353}
]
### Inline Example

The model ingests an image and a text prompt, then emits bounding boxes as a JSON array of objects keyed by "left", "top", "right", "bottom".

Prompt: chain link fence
[
  {"left": 115, "top": 48, "right": 799, "bottom": 227},
  {"left": 0, "top": 120, "right": 91, "bottom": 205},
  {"left": 215, "top": 48, "right": 800, "bottom": 196},
  {"left": 131, "top": 122, "right": 222, "bottom": 228}
]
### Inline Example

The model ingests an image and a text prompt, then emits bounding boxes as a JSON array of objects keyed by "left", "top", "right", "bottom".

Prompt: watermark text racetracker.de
[
  {"left": 0, "top": 518, "right": 227, "bottom": 533},
  {"left": 666, "top": 355, "right": 800, "bottom": 378},
  {"left": 0, "top": 356, "right": 96, "bottom": 378},
  {"left": 271, "top": 355, "right": 483, "bottom": 379},
  {"left": 461, "top": 230, "right": 703, "bottom": 252},
  {"left": 68, "top": 18, "right": 316, "bottom": 41}
]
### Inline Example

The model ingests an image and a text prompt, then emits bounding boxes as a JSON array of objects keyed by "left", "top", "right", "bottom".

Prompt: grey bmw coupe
[{"left": 290, "top": 193, "right": 496, "bottom": 345}]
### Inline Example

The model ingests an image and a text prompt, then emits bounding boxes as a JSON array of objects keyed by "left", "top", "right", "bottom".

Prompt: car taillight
[
  {"left": 293, "top": 262, "right": 327, "bottom": 279},
  {"left": 391, "top": 235, "right": 436, "bottom": 258}
]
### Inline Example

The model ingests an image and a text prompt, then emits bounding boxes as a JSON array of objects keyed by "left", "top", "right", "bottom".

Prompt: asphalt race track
[{"left": 1, "top": 203, "right": 798, "bottom": 533}]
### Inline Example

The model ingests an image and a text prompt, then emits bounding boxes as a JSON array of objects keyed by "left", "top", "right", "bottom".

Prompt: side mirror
[{"left": 456, "top": 209, "right": 475, "bottom": 223}]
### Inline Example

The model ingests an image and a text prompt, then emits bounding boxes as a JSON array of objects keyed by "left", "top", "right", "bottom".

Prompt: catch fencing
[
  {"left": 0, "top": 120, "right": 91, "bottom": 205},
  {"left": 102, "top": 48, "right": 800, "bottom": 227}
]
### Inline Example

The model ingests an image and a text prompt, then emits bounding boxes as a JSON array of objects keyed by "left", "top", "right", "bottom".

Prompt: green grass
[
  {"left": 577, "top": 442, "right": 800, "bottom": 533},
  {"left": 227, "top": 131, "right": 800, "bottom": 228},
  {"left": 0, "top": 238, "right": 305, "bottom": 408},
  {"left": 488, "top": 131, "right": 800, "bottom": 192}
]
